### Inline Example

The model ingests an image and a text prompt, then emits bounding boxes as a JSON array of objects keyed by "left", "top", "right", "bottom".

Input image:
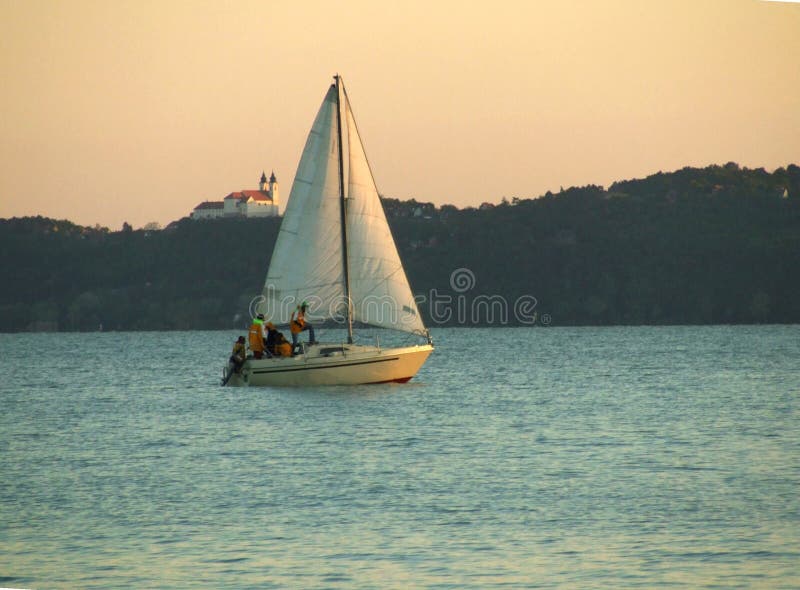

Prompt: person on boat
[
  {"left": 248, "top": 314, "right": 267, "bottom": 359},
  {"left": 229, "top": 336, "right": 246, "bottom": 373},
  {"left": 265, "top": 322, "right": 292, "bottom": 357},
  {"left": 274, "top": 331, "right": 293, "bottom": 357},
  {"left": 290, "top": 302, "right": 317, "bottom": 347},
  {"left": 264, "top": 322, "right": 278, "bottom": 354}
]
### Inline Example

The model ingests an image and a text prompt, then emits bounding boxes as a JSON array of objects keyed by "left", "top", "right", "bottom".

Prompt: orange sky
[{"left": 1, "top": 0, "right": 798, "bottom": 229}]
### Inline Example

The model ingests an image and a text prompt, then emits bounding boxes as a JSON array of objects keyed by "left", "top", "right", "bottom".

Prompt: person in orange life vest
[
  {"left": 265, "top": 322, "right": 292, "bottom": 357},
  {"left": 275, "top": 331, "right": 293, "bottom": 357},
  {"left": 290, "top": 302, "right": 317, "bottom": 347},
  {"left": 264, "top": 322, "right": 277, "bottom": 354},
  {"left": 248, "top": 314, "right": 267, "bottom": 359}
]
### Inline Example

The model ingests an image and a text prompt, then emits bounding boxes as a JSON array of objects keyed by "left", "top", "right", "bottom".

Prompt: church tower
[
  {"left": 268, "top": 170, "right": 279, "bottom": 205},
  {"left": 259, "top": 171, "right": 268, "bottom": 192}
]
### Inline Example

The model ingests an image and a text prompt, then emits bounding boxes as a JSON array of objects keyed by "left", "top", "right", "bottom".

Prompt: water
[{"left": 1, "top": 326, "right": 799, "bottom": 589}]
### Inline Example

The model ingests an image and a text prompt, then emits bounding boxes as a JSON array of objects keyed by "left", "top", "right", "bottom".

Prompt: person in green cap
[{"left": 248, "top": 313, "right": 267, "bottom": 358}]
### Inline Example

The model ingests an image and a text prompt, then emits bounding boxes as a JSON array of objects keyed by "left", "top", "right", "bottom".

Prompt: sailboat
[{"left": 223, "top": 75, "right": 433, "bottom": 387}]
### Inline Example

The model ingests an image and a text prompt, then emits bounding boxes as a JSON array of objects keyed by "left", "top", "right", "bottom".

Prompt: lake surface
[{"left": 1, "top": 326, "right": 799, "bottom": 589}]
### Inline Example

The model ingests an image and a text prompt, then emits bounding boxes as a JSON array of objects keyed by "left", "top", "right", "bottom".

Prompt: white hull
[{"left": 224, "top": 343, "right": 433, "bottom": 387}]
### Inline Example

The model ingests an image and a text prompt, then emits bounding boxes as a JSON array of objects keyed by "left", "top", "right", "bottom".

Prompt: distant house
[
  {"left": 191, "top": 201, "right": 225, "bottom": 220},
  {"left": 191, "top": 171, "right": 280, "bottom": 220}
]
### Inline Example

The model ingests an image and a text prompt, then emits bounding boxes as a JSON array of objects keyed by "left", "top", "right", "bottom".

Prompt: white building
[
  {"left": 191, "top": 171, "right": 280, "bottom": 220},
  {"left": 191, "top": 201, "right": 225, "bottom": 220}
]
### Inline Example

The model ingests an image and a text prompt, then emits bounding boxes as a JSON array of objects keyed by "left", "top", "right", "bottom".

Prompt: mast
[{"left": 334, "top": 75, "right": 354, "bottom": 344}]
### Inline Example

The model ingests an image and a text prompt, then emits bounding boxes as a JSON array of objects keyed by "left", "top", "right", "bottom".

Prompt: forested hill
[{"left": 2, "top": 163, "right": 799, "bottom": 331}]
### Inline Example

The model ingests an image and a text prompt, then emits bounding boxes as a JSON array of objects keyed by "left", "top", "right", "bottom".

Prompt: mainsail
[
  {"left": 261, "top": 85, "right": 346, "bottom": 323},
  {"left": 262, "top": 77, "right": 425, "bottom": 336}
]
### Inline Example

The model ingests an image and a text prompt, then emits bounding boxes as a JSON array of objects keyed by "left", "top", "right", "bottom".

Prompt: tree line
[{"left": 1, "top": 163, "right": 798, "bottom": 331}]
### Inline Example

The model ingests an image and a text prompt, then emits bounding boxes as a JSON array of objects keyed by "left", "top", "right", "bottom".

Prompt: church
[{"left": 191, "top": 171, "right": 280, "bottom": 219}]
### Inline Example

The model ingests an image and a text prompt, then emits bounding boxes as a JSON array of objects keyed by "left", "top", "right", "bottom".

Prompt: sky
[{"left": 1, "top": 0, "right": 799, "bottom": 229}]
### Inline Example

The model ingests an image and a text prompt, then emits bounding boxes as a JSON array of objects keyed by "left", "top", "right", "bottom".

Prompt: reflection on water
[{"left": 1, "top": 326, "right": 799, "bottom": 588}]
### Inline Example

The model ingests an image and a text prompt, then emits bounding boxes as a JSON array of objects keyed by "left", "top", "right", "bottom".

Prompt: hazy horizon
[{"left": 2, "top": 0, "right": 798, "bottom": 229}]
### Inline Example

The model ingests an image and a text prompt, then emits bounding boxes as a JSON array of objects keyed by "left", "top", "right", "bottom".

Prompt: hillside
[{"left": 2, "top": 163, "right": 799, "bottom": 331}]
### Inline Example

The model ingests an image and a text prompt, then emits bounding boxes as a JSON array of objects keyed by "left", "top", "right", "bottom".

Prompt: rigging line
[{"left": 342, "top": 84, "right": 383, "bottom": 200}]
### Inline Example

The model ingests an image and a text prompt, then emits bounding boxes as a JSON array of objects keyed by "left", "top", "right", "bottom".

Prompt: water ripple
[{"left": 1, "top": 326, "right": 799, "bottom": 588}]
